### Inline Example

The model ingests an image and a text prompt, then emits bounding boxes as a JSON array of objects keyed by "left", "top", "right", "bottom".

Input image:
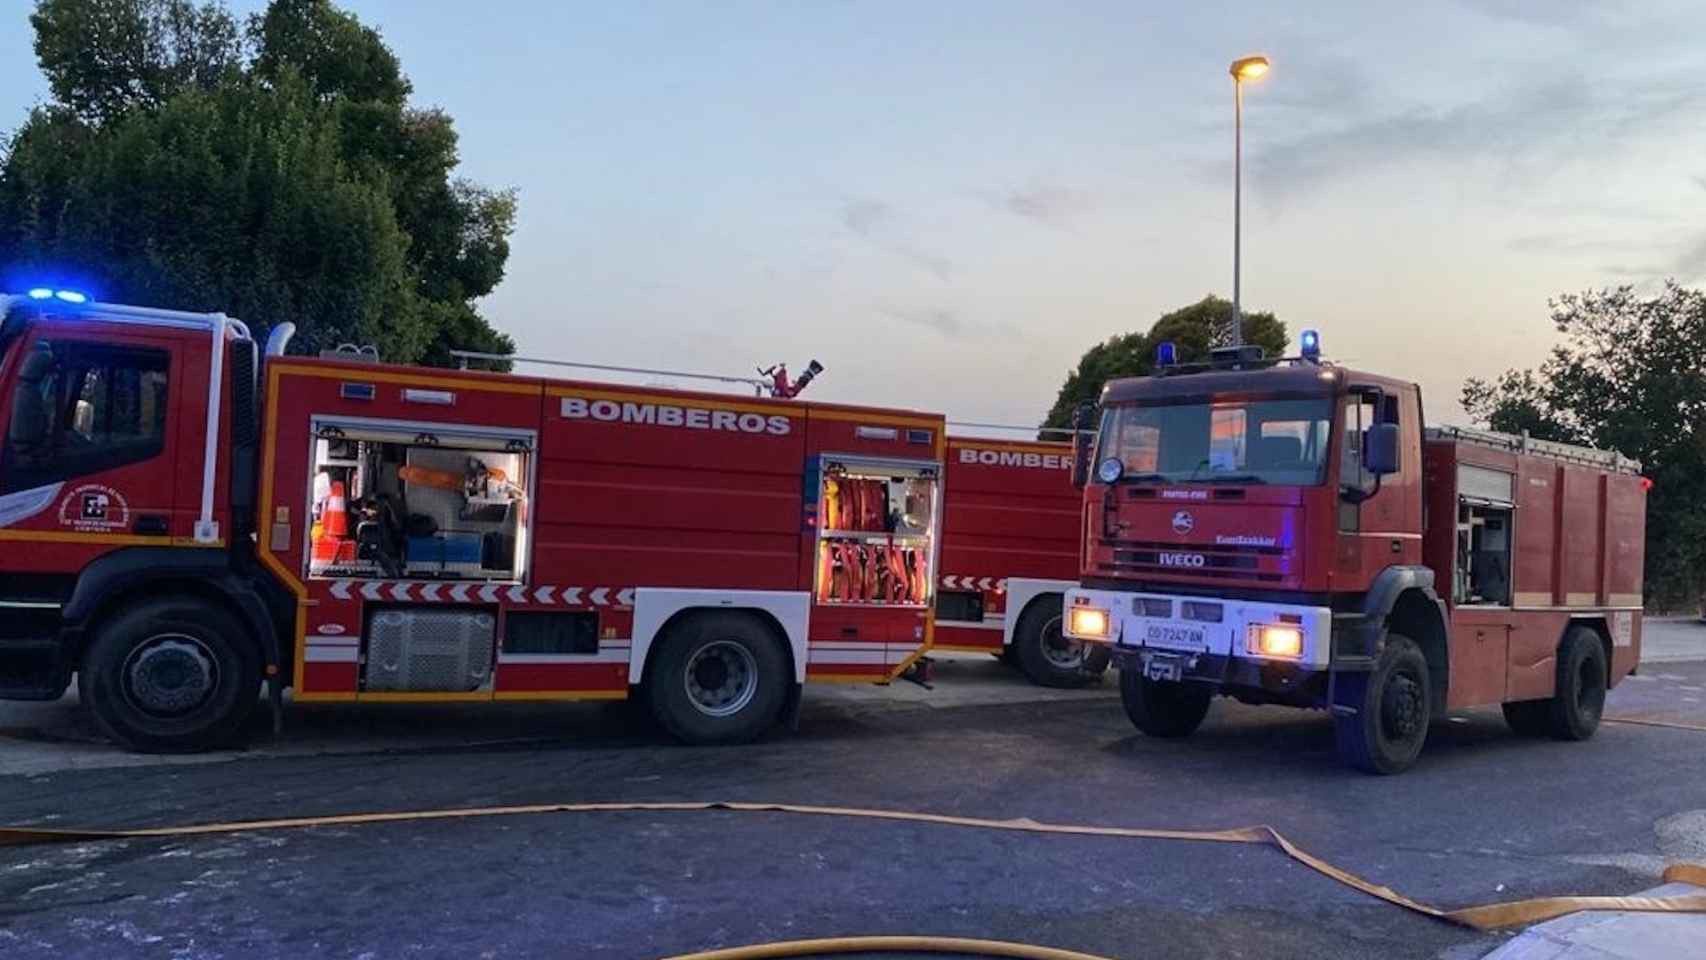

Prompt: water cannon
[
  {"left": 1300, "top": 329, "right": 1321, "bottom": 363},
  {"left": 759, "top": 359, "right": 825, "bottom": 399}
]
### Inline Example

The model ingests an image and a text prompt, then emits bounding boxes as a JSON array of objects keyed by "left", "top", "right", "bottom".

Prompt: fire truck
[
  {"left": 0, "top": 290, "right": 948, "bottom": 750},
  {"left": 1063, "top": 334, "right": 1647, "bottom": 774},
  {"left": 934, "top": 435, "right": 1108, "bottom": 687}
]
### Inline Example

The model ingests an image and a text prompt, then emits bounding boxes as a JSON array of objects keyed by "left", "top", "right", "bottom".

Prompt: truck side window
[{"left": 1, "top": 340, "right": 170, "bottom": 494}]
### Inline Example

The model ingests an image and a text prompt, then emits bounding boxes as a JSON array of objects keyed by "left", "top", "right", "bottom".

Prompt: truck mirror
[
  {"left": 1365, "top": 422, "right": 1400, "bottom": 475},
  {"left": 1070, "top": 402, "right": 1097, "bottom": 488}
]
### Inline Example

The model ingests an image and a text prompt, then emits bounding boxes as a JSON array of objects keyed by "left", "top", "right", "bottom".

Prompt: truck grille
[{"left": 1096, "top": 539, "right": 1287, "bottom": 582}]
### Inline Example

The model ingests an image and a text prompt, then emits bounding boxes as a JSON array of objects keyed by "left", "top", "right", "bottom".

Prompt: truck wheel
[
  {"left": 1501, "top": 700, "right": 1549, "bottom": 737},
  {"left": 646, "top": 612, "right": 788, "bottom": 745},
  {"left": 1013, "top": 597, "right": 1101, "bottom": 688},
  {"left": 1119, "top": 669, "right": 1212, "bottom": 738},
  {"left": 1334, "top": 633, "right": 1430, "bottom": 775},
  {"left": 1546, "top": 626, "right": 1607, "bottom": 741},
  {"left": 78, "top": 596, "right": 261, "bottom": 752}
]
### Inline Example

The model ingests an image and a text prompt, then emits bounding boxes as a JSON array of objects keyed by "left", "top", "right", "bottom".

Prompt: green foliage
[
  {"left": 1041, "top": 296, "right": 1288, "bottom": 430},
  {"left": 2, "top": 0, "right": 514, "bottom": 365},
  {"left": 1461, "top": 283, "right": 1706, "bottom": 609},
  {"left": 31, "top": 0, "right": 243, "bottom": 122}
]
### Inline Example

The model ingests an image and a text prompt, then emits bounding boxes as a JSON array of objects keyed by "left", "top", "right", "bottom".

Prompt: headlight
[
  {"left": 1069, "top": 606, "right": 1110, "bottom": 639},
  {"left": 1248, "top": 623, "right": 1303, "bottom": 658}
]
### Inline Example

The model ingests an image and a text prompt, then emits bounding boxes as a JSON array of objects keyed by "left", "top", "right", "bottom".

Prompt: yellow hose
[
  {"left": 3, "top": 799, "right": 1704, "bottom": 934},
  {"left": 657, "top": 935, "right": 1117, "bottom": 960}
]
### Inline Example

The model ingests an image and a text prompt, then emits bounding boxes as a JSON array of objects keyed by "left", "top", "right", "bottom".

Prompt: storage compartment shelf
[{"left": 818, "top": 530, "right": 930, "bottom": 543}]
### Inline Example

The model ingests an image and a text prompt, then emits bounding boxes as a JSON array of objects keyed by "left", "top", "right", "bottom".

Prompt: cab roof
[{"left": 1099, "top": 362, "right": 1414, "bottom": 405}]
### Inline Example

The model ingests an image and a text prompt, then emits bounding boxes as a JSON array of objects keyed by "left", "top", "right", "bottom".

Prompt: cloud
[
  {"left": 878, "top": 305, "right": 1017, "bottom": 339},
  {"left": 838, "top": 198, "right": 952, "bottom": 280},
  {"left": 1671, "top": 234, "right": 1706, "bottom": 283},
  {"left": 1507, "top": 235, "right": 1666, "bottom": 256},
  {"left": 1694, "top": 174, "right": 1706, "bottom": 192},
  {"left": 1248, "top": 74, "right": 1698, "bottom": 204},
  {"left": 975, "top": 182, "right": 1095, "bottom": 229}
]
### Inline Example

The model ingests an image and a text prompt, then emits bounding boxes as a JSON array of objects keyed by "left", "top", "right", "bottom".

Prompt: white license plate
[
  {"left": 1141, "top": 653, "right": 1184, "bottom": 682},
  {"left": 1142, "top": 621, "right": 1206, "bottom": 651}
]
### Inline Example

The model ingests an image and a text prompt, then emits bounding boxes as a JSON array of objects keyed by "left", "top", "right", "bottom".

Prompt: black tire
[
  {"left": 1013, "top": 596, "right": 1099, "bottom": 688},
  {"left": 78, "top": 596, "right": 261, "bottom": 752},
  {"left": 646, "top": 612, "right": 789, "bottom": 745},
  {"left": 1334, "top": 633, "right": 1430, "bottom": 775},
  {"left": 1501, "top": 699, "right": 1550, "bottom": 737},
  {"left": 1119, "top": 668, "right": 1212, "bottom": 738},
  {"left": 1546, "top": 626, "right": 1607, "bottom": 741}
]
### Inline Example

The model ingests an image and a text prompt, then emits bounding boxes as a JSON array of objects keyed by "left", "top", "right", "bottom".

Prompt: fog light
[
  {"left": 1249, "top": 624, "right": 1303, "bottom": 658},
  {"left": 1069, "top": 606, "right": 1110, "bottom": 640}
]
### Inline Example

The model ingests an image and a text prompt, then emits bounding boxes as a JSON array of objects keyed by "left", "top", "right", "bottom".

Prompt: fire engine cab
[
  {"left": 1063, "top": 335, "right": 1647, "bottom": 774},
  {"left": 0, "top": 291, "right": 945, "bottom": 750}
]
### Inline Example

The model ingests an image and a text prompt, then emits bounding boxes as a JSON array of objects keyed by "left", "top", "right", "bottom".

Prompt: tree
[
  {"left": 31, "top": 0, "right": 244, "bottom": 123},
  {"left": 1041, "top": 296, "right": 1288, "bottom": 430},
  {"left": 1461, "top": 282, "right": 1706, "bottom": 608},
  {"left": 1, "top": 0, "right": 514, "bottom": 364}
]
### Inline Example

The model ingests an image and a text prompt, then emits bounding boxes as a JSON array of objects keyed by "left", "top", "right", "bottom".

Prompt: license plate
[
  {"left": 1143, "top": 622, "right": 1206, "bottom": 651},
  {"left": 1141, "top": 652, "right": 1184, "bottom": 682}
]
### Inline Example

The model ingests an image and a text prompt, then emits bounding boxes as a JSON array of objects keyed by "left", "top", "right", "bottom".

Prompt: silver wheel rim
[
  {"left": 121, "top": 633, "right": 219, "bottom": 718},
  {"left": 684, "top": 640, "right": 759, "bottom": 717},
  {"left": 1038, "top": 614, "right": 1085, "bottom": 670}
]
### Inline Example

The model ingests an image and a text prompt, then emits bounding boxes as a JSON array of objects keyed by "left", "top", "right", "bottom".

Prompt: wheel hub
[
  {"left": 684, "top": 640, "right": 758, "bottom": 718},
  {"left": 123, "top": 635, "right": 218, "bottom": 718},
  {"left": 1039, "top": 615, "right": 1085, "bottom": 670},
  {"left": 1380, "top": 672, "right": 1423, "bottom": 741}
]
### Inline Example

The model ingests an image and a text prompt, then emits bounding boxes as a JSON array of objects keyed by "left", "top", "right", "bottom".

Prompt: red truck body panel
[
  {"left": 935, "top": 438, "right": 1080, "bottom": 653},
  {"left": 259, "top": 359, "right": 946, "bottom": 702},
  {"left": 1422, "top": 433, "right": 1645, "bottom": 708}
]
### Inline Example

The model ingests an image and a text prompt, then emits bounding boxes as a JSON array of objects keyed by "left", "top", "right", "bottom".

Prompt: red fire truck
[
  {"left": 1063, "top": 336, "right": 1647, "bottom": 773},
  {"left": 0, "top": 291, "right": 947, "bottom": 750},
  {"left": 934, "top": 436, "right": 1107, "bottom": 687}
]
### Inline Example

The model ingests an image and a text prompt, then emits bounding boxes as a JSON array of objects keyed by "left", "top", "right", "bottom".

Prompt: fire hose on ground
[{"left": 4, "top": 795, "right": 1705, "bottom": 958}]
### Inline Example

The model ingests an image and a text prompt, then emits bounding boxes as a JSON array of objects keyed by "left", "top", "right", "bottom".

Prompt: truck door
[
  {"left": 0, "top": 328, "right": 182, "bottom": 550},
  {"left": 1334, "top": 386, "right": 1422, "bottom": 584}
]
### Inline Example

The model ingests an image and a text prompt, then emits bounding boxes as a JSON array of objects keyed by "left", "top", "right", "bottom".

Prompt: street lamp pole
[{"left": 1228, "top": 55, "right": 1269, "bottom": 349}]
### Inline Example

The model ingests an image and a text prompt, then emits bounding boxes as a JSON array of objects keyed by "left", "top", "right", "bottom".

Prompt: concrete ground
[{"left": 1, "top": 623, "right": 1704, "bottom": 959}]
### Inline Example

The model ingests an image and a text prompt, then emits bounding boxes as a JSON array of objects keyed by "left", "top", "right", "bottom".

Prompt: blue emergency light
[
  {"left": 1155, "top": 340, "right": 1178, "bottom": 367},
  {"left": 23, "top": 287, "right": 88, "bottom": 304},
  {"left": 1300, "top": 329, "right": 1321, "bottom": 361}
]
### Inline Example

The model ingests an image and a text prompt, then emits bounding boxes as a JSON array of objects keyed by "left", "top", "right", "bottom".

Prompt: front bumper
[{"left": 1063, "top": 586, "right": 1333, "bottom": 674}]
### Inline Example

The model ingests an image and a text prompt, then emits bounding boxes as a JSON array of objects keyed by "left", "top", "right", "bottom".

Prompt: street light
[{"left": 1229, "top": 54, "right": 1269, "bottom": 347}]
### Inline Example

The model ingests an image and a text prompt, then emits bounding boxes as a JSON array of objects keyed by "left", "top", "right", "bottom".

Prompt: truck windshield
[{"left": 1097, "top": 397, "right": 1333, "bottom": 485}]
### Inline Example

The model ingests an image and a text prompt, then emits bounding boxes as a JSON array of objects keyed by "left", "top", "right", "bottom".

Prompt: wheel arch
[
  {"left": 1001, "top": 578, "right": 1075, "bottom": 648},
  {"left": 62, "top": 548, "right": 279, "bottom": 673},
  {"left": 628, "top": 588, "right": 810, "bottom": 685},
  {"left": 1361, "top": 567, "right": 1449, "bottom": 713}
]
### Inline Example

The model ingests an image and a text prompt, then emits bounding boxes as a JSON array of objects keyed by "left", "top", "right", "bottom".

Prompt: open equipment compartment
[
  {"left": 1453, "top": 463, "right": 1515, "bottom": 606},
  {"left": 814, "top": 454, "right": 940, "bottom": 607},
  {"left": 304, "top": 416, "right": 535, "bottom": 583}
]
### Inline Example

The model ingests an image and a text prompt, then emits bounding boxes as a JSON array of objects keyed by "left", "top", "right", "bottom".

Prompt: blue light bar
[
  {"left": 1155, "top": 340, "right": 1178, "bottom": 367},
  {"left": 54, "top": 289, "right": 88, "bottom": 304},
  {"left": 27, "top": 288, "right": 53, "bottom": 300},
  {"left": 1300, "top": 329, "right": 1320, "bottom": 361}
]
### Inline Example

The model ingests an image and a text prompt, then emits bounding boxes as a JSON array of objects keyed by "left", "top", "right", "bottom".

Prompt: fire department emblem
[
  {"left": 1171, "top": 510, "right": 1194, "bottom": 535},
  {"left": 57, "top": 483, "right": 129, "bottom": 532}
]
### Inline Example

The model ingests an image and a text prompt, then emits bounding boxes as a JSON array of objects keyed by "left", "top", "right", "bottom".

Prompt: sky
[{"left": 4, "top": 0, "right": 1705, "bottom": 432}]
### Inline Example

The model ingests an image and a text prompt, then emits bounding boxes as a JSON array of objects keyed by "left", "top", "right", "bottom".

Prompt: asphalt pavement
[{"left": 2, "top": 623, "right": 1704, "bottom": 960}]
